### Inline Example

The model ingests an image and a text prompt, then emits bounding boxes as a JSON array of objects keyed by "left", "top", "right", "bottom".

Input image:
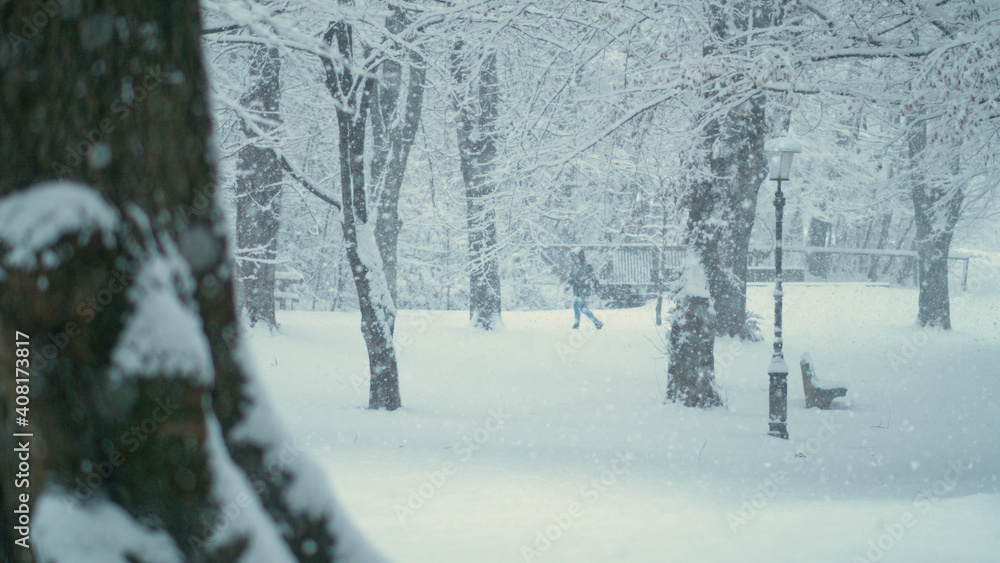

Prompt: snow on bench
[{"left": 799, "top": 353, "right": 847, "bottom": 409}]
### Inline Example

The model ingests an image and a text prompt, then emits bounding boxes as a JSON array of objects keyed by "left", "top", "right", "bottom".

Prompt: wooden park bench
[{"left": 799, "top": 353, "right": 847, "bottom": 409}]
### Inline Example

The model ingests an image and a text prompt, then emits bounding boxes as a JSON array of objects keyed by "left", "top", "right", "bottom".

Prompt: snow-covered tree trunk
[
  {"left": 666, "top": 0, "right": 783, "bottom": 405},
  {"left": 665, "top": 253, "right": 723, "bottom": 408},
  {"left": 325, "top": 20, "right": 402, "bottom": 410},
  {"left": 0, "top": 2, "right": 382, "bottom": 561},
  {"left": 698, "top": 1, "right": 776, "bottom": 340},
  {"left": 236, "top": 43, "right": 282, "bottom": 329},
  {"left": 866, "top": 213, "right": 893, "bottom": 281},
  {"left": 908, "top": 118, "right": 962, "bottom": 329},
  {"left": 452, "top": 45, "right": 503, "bottom": 330},
  {"left": 654, "top": 219, "right": 666, "bottom": 327},
  {"left": 703, "top": 99, "right": 768, "bottom": 339},
  {"left": 807, "top": 217, "right": 832, "bottom": 278},
  {"left": 371, "top": 7, "right": 426, "bottom": 306}
]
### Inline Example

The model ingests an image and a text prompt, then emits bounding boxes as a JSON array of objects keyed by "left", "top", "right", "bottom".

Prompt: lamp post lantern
[{"left": 763, "top": 137, "right": 802, "bottom": 440}]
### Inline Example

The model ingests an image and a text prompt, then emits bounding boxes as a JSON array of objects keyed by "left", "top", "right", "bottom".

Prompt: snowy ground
[{"left": 247, "top": 256, "right": 1000, "bottom": 563}]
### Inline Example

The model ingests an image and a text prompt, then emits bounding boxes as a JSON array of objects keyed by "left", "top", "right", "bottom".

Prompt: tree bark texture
[
  {"left": 665, "top": 281, "right": 722, "bottom": 407},
  {"left": 697, "top": 1, "right": 774, "bottom": 339},
  {"left": 702, "top": 97, "right": 768, "bottom": 339},
  {"left": 667, "top": 168, "right": 726, "bottom": 408},
  {"left": 325, "top": 21, "right": 402, "bottom": 410},
  {"left": 807, "top": 217, "right": 832, "bottom": 278},
  {"left": 0, "top": 3, "right": 371, "bottom": 561},
  {"left": 371, "top": 7, "right": 426, "bottom": 306},
  {"left": 908, "top": 119, "right": 962, "bottom": 329},
  {"left": 452, "top": 45, "right": 503, "bottom": 330},
  {"left": 666, "top": 1, "right": 780, "bottom": 406},
  {"left": 235, "top": 44, "right": 282, "bottom": 329}
]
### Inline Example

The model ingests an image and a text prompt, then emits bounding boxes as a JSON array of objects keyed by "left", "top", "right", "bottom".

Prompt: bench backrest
[{"left": 607, "top": 247, "right": 684, "bottom": 286}]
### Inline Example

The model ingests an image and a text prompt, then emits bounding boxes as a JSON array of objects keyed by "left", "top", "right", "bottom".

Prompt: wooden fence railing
[{"left": 540, "top": 244, "right": 974, "bottom": 291}]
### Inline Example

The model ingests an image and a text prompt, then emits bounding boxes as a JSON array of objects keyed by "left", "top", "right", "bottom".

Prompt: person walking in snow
[{"left": 566, "top": 248, "right": 604, "bottom": 330}]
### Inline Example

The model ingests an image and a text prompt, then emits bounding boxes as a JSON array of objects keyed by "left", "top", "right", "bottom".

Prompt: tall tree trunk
[
  {"left": 236, "top": 44, "right": 282, "bottom": 328},
  {"left": 325, "top": 20, "right": 402, "bottom": 410},
  {"left": 0, "top": 3, "right": 380, "bottom": 561},
  {"left": 666, "top": 247, "right": 723, "bottom": 407},
  {"left": 866, "top": 213, "right": 893, "bottom": 281},
  {"left": 888, "top": 217, "right": 917, "bottom": 285},
  {"left": 807, "top": 217, "right": 832, "bottom": 278},
  {"left": 667, "top": 0, "right": 780, "bottom": 405},
  {"left": 654, "top": 202, "right": 666, "bottom": 326},
  {"left": 908, "top": 119, "right": 963, "bottom": 328},
  {"left": 667, "top": 136, "right": 725, "bottom": 408},
  {"left": 452, "top": 45, "right": 503, "bottom": 330},
  {"left": 707, "top": 95, "right": 768, "bottom": 339},
  {"left": 371, "top": 8, "right": 426, "bottom": 306},
  {"left": 698, "top": 1, "right": 774, "bottom": 340}
]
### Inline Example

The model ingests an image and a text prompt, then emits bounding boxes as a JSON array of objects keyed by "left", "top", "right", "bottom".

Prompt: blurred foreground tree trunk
[{"left": 0, "top": 2, "right": 381, "bottom": 561}]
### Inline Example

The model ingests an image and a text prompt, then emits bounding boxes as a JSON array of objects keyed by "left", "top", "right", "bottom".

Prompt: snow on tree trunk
[
  {"left": 0, "top": 3, "right": 383, "bottom": 561},
  {"left": 452, "top": 45, "right": 504, "bottom": 331},
  {"left": 325, "top": 20, "right": 402, "bottom": 410},
  {"left": 665, "top": 0, "right": 780, "bottom": 402},
  {"left": 679, "top": 112, "right": 763, "bottom": 343},
  {"left": 665, "top": 253, "right": 723, "bottom": 408},
  {"left": 236, "top": 44, "right": 282, "bottom": 329},
  {"left": 908, "top": 118, "right": 962, "bottom": 329},
  {"left": 807, "top": 217, "right": 833, "bottom": 278},
  {"left": 865, "top": 214, "right": 893, "bottom": 282},
  {"left": 705, "top": 98, "right": 767, "bottom": 340},
  {"left": 693, "top": 0, "right": 774, "bottom": 340},
  {"left": 371, "top": 7, "right": 427, "bottom": 307}
]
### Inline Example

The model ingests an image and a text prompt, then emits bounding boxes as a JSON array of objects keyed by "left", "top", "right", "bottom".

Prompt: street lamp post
[{"left": 763, "top": 137, "right": 802, "bottom": 440}]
